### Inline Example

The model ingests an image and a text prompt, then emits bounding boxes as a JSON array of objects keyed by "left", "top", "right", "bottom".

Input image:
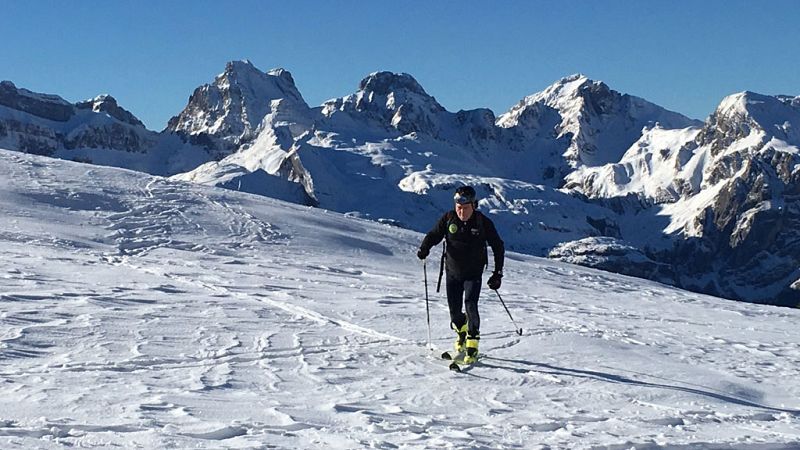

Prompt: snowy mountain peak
[
  {"left": 358, "top": 71, "right": 429, "bottom": 97},
  {"left": 562, "top": 73, "right": 590, "bottom": 83},
  {"left": 498, "top": 74, "right": 625, "bottom": 129},
  {"left": 222, "top": 59, "right": 272, "bottom": 81},
  {"left": 165, "top": 61, "right": 310, "bottom": 157},
  {"left": 354, "top": 71, "right": 444, "bottom": 115},
  {"left": 219, "top": 60, "right": 300, "bottom": 95},
  {"left": 215, "top": 60, "right": 305, "bottom": 105},
  {"left": 702, "top": 91, "right": 800, "bottom": 148},
  {"left": 564, "top": 87, "right": 800, "bottom": 303},
  {"left": 224, "top": 59, "right": 257, "bottom": 73},
  {"left": 266, "top": 67, "right": 296, "bottom": 85},
  {"left": 540, "top": 73, "right": 598, "bottom": 102},
  {"left": 322, "top": 71, "right": 445, "bottom": 135},
  {"left": 498, "top": 74, "right": 700, "bottom": 168},
  {"left": 777, "top": 94, "right": 800, "bottom": 109},
  {"left": 75, "top": 94, "right": 144, "bottom": 127},
  {"left": 714, "top": 91, "right": 779, "bottom": 120},
  {"left": 0, "top": 81, "right": 160, "bottom": 162}
]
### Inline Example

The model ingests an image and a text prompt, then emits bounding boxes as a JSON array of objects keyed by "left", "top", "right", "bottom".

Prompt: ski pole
[
  {"left": 493, "top": 289, "right": 523, "bottom": 336},
  {"left": 423, "top": 259, "right": 432, "bottom": 349},
  {"left": 436, "top": 244, "right": 445, "bottom": 293}
]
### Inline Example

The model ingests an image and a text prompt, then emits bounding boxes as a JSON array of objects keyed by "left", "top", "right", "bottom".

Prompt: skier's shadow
[
  {"left": 480, "top": 356, "right": 800, "bottom": 416},
  {"left": 455, "top": 363, "right": 493, "bottom": 380}
]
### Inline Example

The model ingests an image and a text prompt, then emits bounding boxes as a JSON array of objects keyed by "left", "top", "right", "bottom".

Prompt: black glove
[
  {"left": 487, "top": 271, "right": 502, "bottom": 290},
  {"left": 417, "top": 247, "right": 429, "bottom": 260}
]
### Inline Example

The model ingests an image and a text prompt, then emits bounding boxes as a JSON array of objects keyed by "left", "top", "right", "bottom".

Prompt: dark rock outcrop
[
  {"left": 75, "top": 95, "right": 144, "bottom": 127},
  {"left": 0, "top": 81, "right": 74, "bottom": 122}
]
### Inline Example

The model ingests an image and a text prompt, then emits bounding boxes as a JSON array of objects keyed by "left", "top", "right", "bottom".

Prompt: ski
[
  {"left": 441, "top": 351, "right": 462, "bottom": 371},
  {"left": 441, "top": 350, "right": 479, "bottom": 372}
]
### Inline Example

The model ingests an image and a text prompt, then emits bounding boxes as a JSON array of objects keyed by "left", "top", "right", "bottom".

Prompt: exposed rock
[
  {"left": 165, "top": 60, "right": 310, "bottom": 159},
  {"left": 497, "top": 74, "right": 701, "bottom": 169},
  {"left": 549, "top": 237, "right": 676, "bottom": 284},
  {"left": 1, "top": 119, "right": 60, "bottom": 156},
  {"left": 0, "top": 80, "right": 74, "bottom": 122},
  {"left": 585, "top": 216, "right": 621, "bottom": 238},
  {"left": 0, "top": 82, "right": 157, "bottom": 160},
  {"left": 76, "top": 95, "right": 144, "bottom": 127},
  {"left": 65, "top": 122, "right": 147, "bottom": 153},
  {"left": 358, "top": 71, "right": 430, "bottom": 97},
  {"left": 322, "top": 71, "right": 446, "bottom": 137}
]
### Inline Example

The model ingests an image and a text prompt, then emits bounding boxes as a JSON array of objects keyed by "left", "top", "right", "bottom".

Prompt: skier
[{"left": 417, "top": 185, "right": 505, "bottom": 364}]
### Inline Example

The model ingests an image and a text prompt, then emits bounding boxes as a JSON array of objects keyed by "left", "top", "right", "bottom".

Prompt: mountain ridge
[
  {"left": 165, "top": 60, "right": 310, "bottom": 158},
  {"left": 1, "top": 61, "right": 798, "bottom": 305}
]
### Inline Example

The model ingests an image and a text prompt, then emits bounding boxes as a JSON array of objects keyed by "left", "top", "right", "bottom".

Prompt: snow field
[{"left": 1, "top": 149, "right": 799, "bottom": 448}]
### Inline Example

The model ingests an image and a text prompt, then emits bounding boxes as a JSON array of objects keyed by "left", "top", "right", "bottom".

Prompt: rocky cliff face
[
  {"left": 0, "top": 81, "right": 74, "bottom": 122},
  {"left": 321, "top": 71, "right": 448, "bottom": 137},
  {"left": 562, "top": 91, "right": 800, "bottom": 305},
  {"left": 0, "top": 80, "right": 181, "bottom": 169},
  {"left": 0, "top": 81, "right": 75, "bottom": 156},
  {"left": 75, "top": 95, "right": 144, "bottom": 127},
  {"left": 682, "top": 93, "right": 800, "bottom": 304}
]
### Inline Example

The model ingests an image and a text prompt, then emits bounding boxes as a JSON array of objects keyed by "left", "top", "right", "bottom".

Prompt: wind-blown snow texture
[{"left": 1, "top": 149, "right": 799, "bottom": 449}]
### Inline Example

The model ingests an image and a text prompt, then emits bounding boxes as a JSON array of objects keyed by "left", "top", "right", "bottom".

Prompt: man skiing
[{"left": 417, "top": 185, "right": 505, "bottom": 364}]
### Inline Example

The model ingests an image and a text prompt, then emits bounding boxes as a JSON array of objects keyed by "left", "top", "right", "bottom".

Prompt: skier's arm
[
  {"left": 418, "top": 213, "right": 448, "bottom": 256},
  {"left": 485, "top": 218, "right": 505, "bottom": 273}
]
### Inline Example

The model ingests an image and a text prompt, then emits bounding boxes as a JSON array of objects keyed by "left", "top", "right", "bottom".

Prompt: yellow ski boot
[
  {"left": 464, "top": 336, "right": 479, "bottom": 364},
  {"left": 453, "top": 323, "right": 468, "bottom": 353}
]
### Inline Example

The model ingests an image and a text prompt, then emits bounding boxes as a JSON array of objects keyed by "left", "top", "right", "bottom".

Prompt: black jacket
[{"left": 420, "top": 210, "right": 504, "bottom": 280}]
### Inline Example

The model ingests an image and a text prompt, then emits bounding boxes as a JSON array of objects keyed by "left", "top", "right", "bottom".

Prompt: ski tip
[
  {"left": 449, "top": 362, "right": 461, "bottom": 372},
  {"left": 441, "top": 351, "right": 453, "bottom": 360},
  {"left": 517, "top": 328, "right": 523, "bottom": 336}
]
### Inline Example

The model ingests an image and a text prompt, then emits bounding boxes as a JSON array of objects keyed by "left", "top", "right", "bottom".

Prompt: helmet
[{"left": 454, "top": 185, "right": 477, "bottom": 205}]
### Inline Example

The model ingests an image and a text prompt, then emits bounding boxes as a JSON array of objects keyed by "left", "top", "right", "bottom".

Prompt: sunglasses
[{"left": 454, "top": 195, "right": 474, "bottom": 205}]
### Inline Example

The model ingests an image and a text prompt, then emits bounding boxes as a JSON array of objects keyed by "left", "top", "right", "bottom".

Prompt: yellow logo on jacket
[{"left": 448, "top": 223, "right": 458, "bottom": 234}]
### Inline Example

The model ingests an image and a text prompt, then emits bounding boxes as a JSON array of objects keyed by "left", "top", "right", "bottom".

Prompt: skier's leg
[
  {"left": 463, "top": 278, "right": 481, "bottom": 338},
  {"left": 445, "top": 276, "right": 468, "bottom": 351},
  {"left": 463, "top": 278, "right": 481, "bottom": 362},
  {"left": 445, "top": 276, "right": 467, "bottom": 330}
]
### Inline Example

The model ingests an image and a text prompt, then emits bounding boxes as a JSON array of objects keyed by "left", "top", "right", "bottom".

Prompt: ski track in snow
[{"left": 1, "top": 150, "right": 800, "bottom": 448}]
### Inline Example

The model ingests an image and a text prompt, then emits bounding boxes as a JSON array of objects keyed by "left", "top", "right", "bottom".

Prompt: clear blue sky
[{"left": 2, "top": 1, "right": 799, "bottom": 130}]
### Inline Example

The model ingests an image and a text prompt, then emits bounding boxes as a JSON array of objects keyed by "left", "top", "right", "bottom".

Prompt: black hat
[{"left": 454, "top": 186, "right": 477, "bottom": 204}]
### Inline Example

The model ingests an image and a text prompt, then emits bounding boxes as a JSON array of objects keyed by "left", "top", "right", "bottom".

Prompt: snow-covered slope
[
  {"left": 1, "top": 148, "right": 800, "bottom": 448},
  {"left": 564, "top": 125, "right": 704, "bottom": 202}
]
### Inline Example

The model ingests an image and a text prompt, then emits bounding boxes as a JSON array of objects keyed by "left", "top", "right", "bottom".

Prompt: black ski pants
[{"left": 445, "top": 275, "right": 481, "bottom": 338}]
